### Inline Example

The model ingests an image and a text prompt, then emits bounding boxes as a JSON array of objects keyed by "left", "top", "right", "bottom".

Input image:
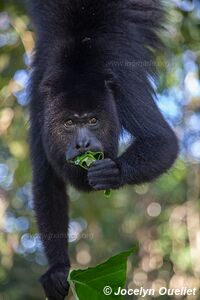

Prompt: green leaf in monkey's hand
[
  {"left": 74, "top": 151, "right": 104, "bottom": 170},
  {"left": 73, "top": 151, "right": 111, "bottom": 197},
  {"left": 68, "top": 247, "right": 138, "bottom": 300}
]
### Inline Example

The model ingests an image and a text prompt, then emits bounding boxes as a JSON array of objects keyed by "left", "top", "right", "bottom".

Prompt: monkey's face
[{"left": 41, "top": 86, "right": 120, "bottom": 175}]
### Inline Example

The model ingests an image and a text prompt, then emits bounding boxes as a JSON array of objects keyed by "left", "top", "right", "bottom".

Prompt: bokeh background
[{"left": 0, "top": 0, "right": 200, "bottom": 299}]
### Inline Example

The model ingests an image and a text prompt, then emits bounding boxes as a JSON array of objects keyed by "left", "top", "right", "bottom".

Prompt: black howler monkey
[{"left": 28, "top": 1, "right": 178, "bottom": 299}]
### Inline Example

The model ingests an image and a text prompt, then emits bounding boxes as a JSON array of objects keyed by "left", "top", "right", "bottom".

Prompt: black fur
[{"left": 28, "top": 1, "right": 178, "bottom": 299}]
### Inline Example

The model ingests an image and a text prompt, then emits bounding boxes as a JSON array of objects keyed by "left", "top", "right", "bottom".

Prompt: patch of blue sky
[
  {"left": 157, "top": 90, "right": 183, "bottom": 124},
  {"left": 14, "top": 88, "right": 29, "bottom": 106},
  {"left": 184, "top": 74, "right": 200, "bottom": 97},
  {"left": 13, "top": 69, "right": 30, "bottom": 106},
  {"left": 0, "top": 163, "right": 9, "bottom": 183},
  {"left": 0, "top": 12, "right": 10, "bottom": 31},
  {"left": 20, "top": 233, "right": 37, "bottom": 254},
  {"left": 15, "top": 217, "right": 29, "bottom": 232},
  {"left": 4, "top": 214, "right": 16, "bottom": 233},
  {"left": 0, "top": 31, "right": 18, "bottom": 47},
  {"left": 187, "top": 114, "right": 200, "bottom": 132},
  {"left": 16, "top": 183, "right": 33, "bottom": 210},
  {"left": 4, "top": 213, "right": 29, "bottom": 234},
  {"left": 68, "top": 219, "right": 85, "bottom": 243},
  {"left": 0, "top": 163, "right": 13, "bottom": 190},
  {"left": 190, "top": 139, "right": 200, "bottom": 160},
  {"left": 184, "top": 60, "right": 198, "bottom": 73},
  {"left": 119, "top": 128, "right": 133, "bottom": 154},
  {"left": 13, "top": 69, "right": 29, "bottom": 87},
  {"left": 23, "top": 52, "right": 32, "bottom": 67},
  {"left": 176, "top": 0, "right": 195, "bottom": 12}
]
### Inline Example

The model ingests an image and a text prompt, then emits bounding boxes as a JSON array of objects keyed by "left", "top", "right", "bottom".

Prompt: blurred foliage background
[{"left": 0, "top": 0, "right": 200, "bottom": 299}]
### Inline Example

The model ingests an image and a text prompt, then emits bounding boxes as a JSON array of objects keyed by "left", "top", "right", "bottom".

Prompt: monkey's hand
[
  {"left": 39, "top": 263, "right": 70, "bottom": 300},
  {"left": 88, "top": 158, "right": 122, "bottom": 190}
]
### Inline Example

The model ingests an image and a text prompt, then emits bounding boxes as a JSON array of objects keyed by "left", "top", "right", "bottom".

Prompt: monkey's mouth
[
  {"left": 67, "top": 151, "right": 104, "bottom": 170},
  {"left": 66, "top": 151, "right": 112, "bottom": 171},
  {"left": 66, "top": 146, "right": 104, "bottom": 162}
]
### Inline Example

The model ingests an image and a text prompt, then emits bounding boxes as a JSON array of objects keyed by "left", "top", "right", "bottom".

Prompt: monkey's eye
[
  {"left": 88, "top": 118, "right": 98, "bottom": 125},
  {"left": 64, "top": 120, "right": 74, "bottom": 127}
]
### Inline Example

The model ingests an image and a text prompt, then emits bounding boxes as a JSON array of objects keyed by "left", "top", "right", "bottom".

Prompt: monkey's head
[{"left": 40, "top": 71, "right": 120, "bottom": 179}]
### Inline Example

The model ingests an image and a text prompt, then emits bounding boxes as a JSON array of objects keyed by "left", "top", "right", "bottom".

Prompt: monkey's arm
[
  {"left": 30, "top": 132, "right": 70, "bottom": 300},
  {"left": 116, "top": 89, "right": 179, "bottom": 185},
  {"left": 88, "top": 88, "right": 178, "bottom": 190}
]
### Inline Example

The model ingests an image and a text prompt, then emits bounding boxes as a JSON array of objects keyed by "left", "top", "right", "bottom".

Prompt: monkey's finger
[
  {"left": 92, "top": 183, "right": 120, "bottom": 190},
  {"left": 89, "top": 159, "right": 116, "bottom": 171},
  {"left": 88, "top": 168, "right": 120, "bottom": 178},
  {"left": 89, "top": 176, "right": 119, "bottom": 186}
]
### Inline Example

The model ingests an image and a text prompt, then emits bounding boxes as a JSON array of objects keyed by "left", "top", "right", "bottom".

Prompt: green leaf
[
  {"left": 104, "top": 189, "right": 111, "bottom": 198},
  {"left": 74, "top": 151, "right": 104, "bottom": 169},
  {"left": 68, "top": 247, "right": 138, "bottom": 300},
  {"left": 72, "top": 151, "right": 111, "bottom": 197}
]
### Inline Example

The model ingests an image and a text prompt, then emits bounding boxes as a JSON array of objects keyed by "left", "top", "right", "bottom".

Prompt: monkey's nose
[
  {"left": 66, "top": 139, "right": 91, "bottom": 161},
  {"left": 75, "top": 139, "right": 90, "bottom": 150}
]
